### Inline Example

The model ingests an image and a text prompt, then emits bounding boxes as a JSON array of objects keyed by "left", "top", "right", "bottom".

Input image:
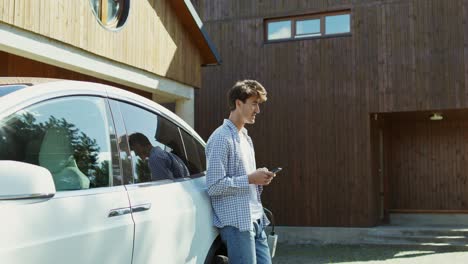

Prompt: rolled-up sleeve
[{"left": 206, "top": 134, "right": 249, "bottom": 196}]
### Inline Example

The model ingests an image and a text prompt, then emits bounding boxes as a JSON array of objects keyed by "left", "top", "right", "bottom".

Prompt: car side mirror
[{"left": 0, "top": 161, "right": 56, "bottom": 202}]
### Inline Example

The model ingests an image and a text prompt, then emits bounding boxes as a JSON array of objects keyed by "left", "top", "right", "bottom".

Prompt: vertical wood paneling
[
  {"left": 195, "top": 0, "right": 468, "bottom": 226},
  {"left": 386, "top": 118, "right": 468, "bottom": 210},
  {"left": 0, "top": 51, "right": 8, "bottom": 75},
  {"left": 0, "top": 0, "right": 206, "bottom": 88},
  {"left": 0, "top": 0, "right": 15, "bottom": 24}
]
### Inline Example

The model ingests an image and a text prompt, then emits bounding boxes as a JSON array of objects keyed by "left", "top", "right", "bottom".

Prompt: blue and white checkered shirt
[{"left": 206, "top": 119, "right": 270, "bottom": 232}]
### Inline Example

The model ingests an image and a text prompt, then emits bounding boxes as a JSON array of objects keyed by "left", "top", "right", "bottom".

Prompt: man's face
[
  {"left": 131, "top": 143, "right": 146, "bottom": 159},
  {"left": 238, "top": 95, "right": 261, "bottom": 124}
]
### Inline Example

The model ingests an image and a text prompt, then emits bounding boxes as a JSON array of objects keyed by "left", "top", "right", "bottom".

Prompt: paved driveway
[{"left": 273, "top": 243, "right": 468, "bottom": 264}]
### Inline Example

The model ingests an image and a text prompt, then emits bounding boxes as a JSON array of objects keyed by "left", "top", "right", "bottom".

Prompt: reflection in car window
[
  {"left": 0, "top": 96, "right": 118, "bottom": 191},
  {"left": 117, "top": 102, "right": 189, "bottom": 183},
  {"left": 180, "top": 129, "right": 206, "bottom": 177}
]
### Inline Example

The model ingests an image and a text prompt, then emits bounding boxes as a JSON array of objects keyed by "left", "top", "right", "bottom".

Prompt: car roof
[
  {"left": 0, "top": 78, "right": 62, "bottom": 97},
  {"left": 0, "top": 77, "right": 62, "bottom": 86},
  {"left": 0, "top": 78, "right": 205, "bottom": 144}
]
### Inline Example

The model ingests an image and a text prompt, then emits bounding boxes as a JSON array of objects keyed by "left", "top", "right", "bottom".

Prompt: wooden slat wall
[
  {"left": 0, "top": 51, "right": 7, "bottom": 75},
  {"left": 0, "top": 0, "right": 203, "bottom": 88},
  {"left": 386, "top": 119, "right": 468, "bottom": 210},
  {"left": 194, "top": 0, "right": 468, "bottom": 226},
  {"left": 1, "top": 51, "right": 152, "bottom": 99},
  {"left": 370, "top": 116, "right": 384, "bottom": 221}
]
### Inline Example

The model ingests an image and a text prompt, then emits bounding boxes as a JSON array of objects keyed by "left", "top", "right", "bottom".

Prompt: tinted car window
[
  {"left": 117, "top": 101, "right": 189, "bottom": 183},
  {"left": 0, "top": 96, "right": 118, "bottom": 191},
  {"left": 0, "top": 84, "right": 29, "bottom": 97},
  {"left": 180, "top": 129, "right": 206, "bottom": 177}
]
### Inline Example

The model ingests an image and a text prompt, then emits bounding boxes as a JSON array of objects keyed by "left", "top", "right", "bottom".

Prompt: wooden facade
[
  {"left": 382, "top": 110, "right": 468, "bottom": 213},
  {"left": 193, "top": 0, "right": 468, "bottom": 226},
  {"left": 0, "top": 0, "right": 212, "bottom": 88}
]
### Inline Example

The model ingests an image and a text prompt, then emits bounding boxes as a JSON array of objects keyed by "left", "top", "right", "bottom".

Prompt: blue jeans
[{"left": 219, "top": 220, "right": 272, "bottom": 264}]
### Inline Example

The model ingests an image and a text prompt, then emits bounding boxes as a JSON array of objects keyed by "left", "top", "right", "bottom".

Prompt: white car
[{"left": 0, "top": 78, "right": 226, "bottom": 264}]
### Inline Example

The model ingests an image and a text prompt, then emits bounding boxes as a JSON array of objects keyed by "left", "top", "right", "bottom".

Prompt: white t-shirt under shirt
[{"left": 239, "top": 131, "right": 264, "bottom": 221}]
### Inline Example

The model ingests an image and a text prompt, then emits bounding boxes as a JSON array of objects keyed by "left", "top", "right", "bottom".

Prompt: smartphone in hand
[{"left": 270, "top": 167, "right": 282, "bottom": 174}]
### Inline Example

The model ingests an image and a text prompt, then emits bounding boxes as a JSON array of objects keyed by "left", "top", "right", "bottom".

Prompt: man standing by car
[{"left": 206, "top": 80, "right": 275, "bottom": 264}]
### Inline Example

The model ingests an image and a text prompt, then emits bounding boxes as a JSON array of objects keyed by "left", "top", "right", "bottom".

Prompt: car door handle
[
  {"left": 108, "top": 207, "right": 132, "bottom": 218},
  {"left": 131, "top": 203, "right": 151, "bottom": 213}
]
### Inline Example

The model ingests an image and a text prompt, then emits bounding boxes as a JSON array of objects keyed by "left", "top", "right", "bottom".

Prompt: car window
[
  {"left": 180, "top": 129, "right": 206, "bottom": 177},
  {"left": 0, "top": 96, "right": 119, "bottom": 191},
  {"left": 0, "top": 84, "right": 29, "bottom": 97},
  {"left": 117, "top": 101, "right": 190, "bottom": 183}
]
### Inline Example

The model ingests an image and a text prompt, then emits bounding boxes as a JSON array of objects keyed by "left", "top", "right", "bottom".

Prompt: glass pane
[
  {"left": 90, "top": 0, "right": 100, "bottom": 17},
  {"left": 0, "top": 85, "right": 28, "bottom": 97},
  {"left": 118, "top": 102, "right": 190, "bottom": 183},
  {"left": 180, "top": 129, "right": 206, "bottom": 177},
  {"left": 0, "top": 97, "right": 114, "bottom": 191},
  {"left": 267, "top": 20, "right": 291, "bottom": 40},
  {"left": 89, "top": 0, "right": 127, "bottom": 28},
  {"left": 106, "top": 0, "right": 121, "bottom": 24},
  {"left": 296, "top": 19, "right": 321, "bottom": 37},
  {"left": 325, "top": 14, "right": 350, "bottom": 35}
]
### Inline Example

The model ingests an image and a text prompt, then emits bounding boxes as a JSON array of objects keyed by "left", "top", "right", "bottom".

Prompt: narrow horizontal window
[
  {"left": 267, "top": 20, "right": 292, "bottom": 40},
  {"left": 325, "top": 14, "right": 350, "bottom": 35},
  {"left": 265, "top": 10, "right": 351, "bottom": 43},
  {"left": 295, "top": 19, "right": 321, "bottom": 38}
]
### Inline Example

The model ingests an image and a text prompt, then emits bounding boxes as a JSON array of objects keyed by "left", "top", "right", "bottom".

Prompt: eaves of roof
[{"left": 170, "top": 0, "right": 221, "bottom": 66}]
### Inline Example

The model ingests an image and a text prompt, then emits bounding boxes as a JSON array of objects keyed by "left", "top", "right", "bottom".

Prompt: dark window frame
[{"left": 264, "top": 10, "right": 351, "bottom": 43}]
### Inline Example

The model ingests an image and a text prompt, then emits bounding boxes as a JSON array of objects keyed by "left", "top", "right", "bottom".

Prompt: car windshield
[{"left": 0, "top": 84, "right": 29, "bottom": 97}]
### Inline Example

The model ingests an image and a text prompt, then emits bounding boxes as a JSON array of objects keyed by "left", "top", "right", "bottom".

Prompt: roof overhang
[
  {"left": 0, "top": 23, "right": 195, "bottom": 101},
  {"left": 170, "top": 0, "right": 221, "bottom": 65}
]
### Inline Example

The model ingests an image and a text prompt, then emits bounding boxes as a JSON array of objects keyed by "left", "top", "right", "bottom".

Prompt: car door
[
  {"left": 0, "top": 96, "right": 134, "bottom": 264},
  {"left": 109, "top": 99, "right": 216, "bottom": 264}
]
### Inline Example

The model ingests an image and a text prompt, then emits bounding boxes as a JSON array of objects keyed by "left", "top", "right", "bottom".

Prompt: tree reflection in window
[{"left": 0, "top": 105, "right": 111, "bottom": 189}]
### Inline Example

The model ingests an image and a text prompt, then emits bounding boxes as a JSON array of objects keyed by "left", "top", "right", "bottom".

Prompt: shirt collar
[
  {"left": 150, "top": 146, "right": 161, "bottom": 155},
  {"left": 223, "top": 119, "right": 248, "bottom": 137}
]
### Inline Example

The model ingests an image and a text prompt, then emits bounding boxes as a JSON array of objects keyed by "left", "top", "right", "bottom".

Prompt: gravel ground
[{"left": 273, "top": 243, "right": 468, "bottom": 264}]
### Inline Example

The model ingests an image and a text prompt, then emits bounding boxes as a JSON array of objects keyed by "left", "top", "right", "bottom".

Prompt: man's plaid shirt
[{"left": 206, "top": 119, "right": 269, "bottom": 232}]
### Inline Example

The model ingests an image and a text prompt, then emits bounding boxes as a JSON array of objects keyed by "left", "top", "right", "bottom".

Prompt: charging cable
[{"left": 263, "top": 207, "right": 278, "bottom": 258}]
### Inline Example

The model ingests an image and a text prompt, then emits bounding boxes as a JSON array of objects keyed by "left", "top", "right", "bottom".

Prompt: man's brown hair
[
  {"left": 128, "top": 132, "right": 151, "bottom": 148},
  {"left": 227, "top": 80, "right": 267, "bottom": 111}
]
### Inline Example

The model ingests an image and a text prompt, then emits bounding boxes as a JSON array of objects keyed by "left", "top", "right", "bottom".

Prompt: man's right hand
[{"left": 248, "top": 168, "right": 274, "bottom": 185}]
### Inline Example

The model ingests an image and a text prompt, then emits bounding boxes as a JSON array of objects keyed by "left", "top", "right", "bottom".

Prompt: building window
[
  {"left": 265, "top": 10, "right": 351, "bottom": 42},
  {"left": 296, "top": 19, "right": 321, "bottom": 38},
  {"left": 325, "top": 14, "right": 351, "bottom": 35},
  {"left": 267, "top": 20, "right": 292, "bottom": 40},
  {"left": 90, "top": 0, "right": 129, "bottom": 29}
]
